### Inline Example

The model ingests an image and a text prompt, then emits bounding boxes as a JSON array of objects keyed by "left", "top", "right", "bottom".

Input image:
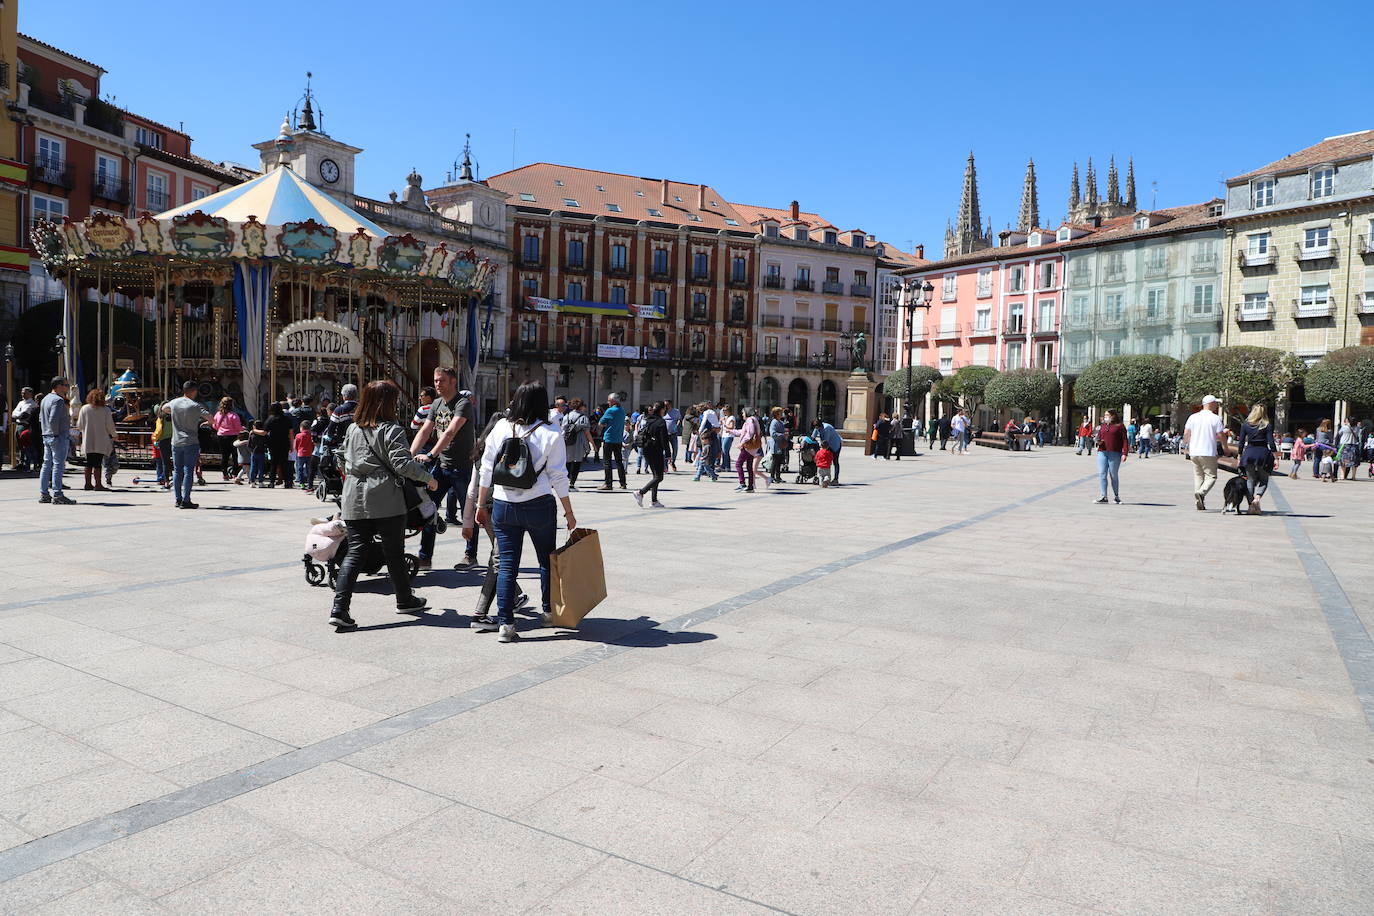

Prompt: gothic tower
[
  {"left": 1069, "top": 162, "right": 1081, "bottom": 215},
  {"left": 1017, "top": 159, "right": 1040, "bottom": 233},
  {"left": 1106, "top": 156, "right": 1120, "bottom": 207},
  {"left": 1125, "top": 157, "right": 1137, "bottom": 210},
  {"left": 1084, "top": 158, "right": 1099, "bottom": 213},
  {"left": 943, "top": 152, "right": 993, "bottom": 258},
  {"left": 1068, "top": 155, "right": 1139, "bottom": 223}
]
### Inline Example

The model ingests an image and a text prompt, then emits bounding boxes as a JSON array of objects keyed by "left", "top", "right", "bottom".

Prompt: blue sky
[{"left": 23, "top": 0, "right": 1373, "bottom": 257}]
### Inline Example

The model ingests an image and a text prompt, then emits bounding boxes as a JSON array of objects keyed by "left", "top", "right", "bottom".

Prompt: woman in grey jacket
[{"left": 329, "top": 380, "right": 438, "bottom": 630}]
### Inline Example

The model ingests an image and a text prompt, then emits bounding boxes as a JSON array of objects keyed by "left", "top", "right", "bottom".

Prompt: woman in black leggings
[{"left": 633, "top": 402, "right": 670, "bottom": 508}]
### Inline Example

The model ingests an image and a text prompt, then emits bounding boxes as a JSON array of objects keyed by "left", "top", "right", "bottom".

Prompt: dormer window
[
  {"left": 1310, "top": 167, "right": 1335, "bottom": 199},
  {"left": 1133, "top": 216, "right": 1149, "bottom": 229},
  {"left": 794, "top": 226, "right": 808, "bottom": 241},
  {"left": 823, "top": 230, "right": 837, "bottom": 244},
  {"left": 765, "top": 225, "right": 778, "bottom": 237},
  {"left": 1252, "top": 178, "right": 1275, "bottom": 208},
  {"left": 1056, "top": 227, "right": 1070, "bottom": 242},
  {"left": 850, "top": 233, "right": 864, "bottom": 248},
  {"left": 1029, "top": 231, "right": 1043, "bottom": 246}
]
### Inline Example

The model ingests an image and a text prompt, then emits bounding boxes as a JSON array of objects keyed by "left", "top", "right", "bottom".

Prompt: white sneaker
[
  {"left": 473, "top": 617, "right": 500, "bottom": 633},
  {"left": 651, "top": 500, "right": 666, "bottom": 508},
  {"left": 498, "top": 624, "right": 519, "bottom": 643},
  {"left": 633, "top": 491, "right": 644, "bottom": 507}
]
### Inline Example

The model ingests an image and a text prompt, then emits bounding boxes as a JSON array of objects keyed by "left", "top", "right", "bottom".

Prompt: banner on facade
[
  {"left": 560, "top": 299, "right": 630, "bottom": 318},
  {"left": 525, "top": 296, "right": 559, "bottom": 312},
  {"left": 596, "top": 344, "right": 640, "bottom": 360},
  {"left": 274, "top": 318, "right": 362, "bottom": 358},
  {"left": 630, "top": 303, "right": 666, "bottom": 320}
]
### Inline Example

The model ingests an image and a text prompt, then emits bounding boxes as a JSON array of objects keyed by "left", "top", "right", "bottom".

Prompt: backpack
[{"left": 492, "top": 421, "right": 547, "bottom": 489}]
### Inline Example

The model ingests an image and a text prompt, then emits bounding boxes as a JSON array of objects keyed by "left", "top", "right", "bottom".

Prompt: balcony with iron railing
[
  {"left": 820, "top": 318, "right": 842, "bottom": 332},
  {"left": 1001, "top": 319, "right": 1027, "bottom": 336},
  {"left": 649, "top": 267, "right": 672, "bottom": 280},
  {"left": 850, "top": 283, "right": 872, "bottom": 298},
  {"left": 1238, "top": 249, "right": 1277, "bottom": 268},
  {"left": 1102, "top": 266, "right": 1126, "bottom": 283},
  {"left": 1184, "top": 306, "right": 1219, "bottom": 323},
  {"left": 1136, "top": 307, "right": 1174, "bottom": 326},
  {"left": 690, "top": 271, "right": 712, "bottom": 285},
  {"left": 1067, "top": 271, "right": 1091, "bottom": 288},
  {"left": 145, "top": 189, "right": 169, "bottom": 211},
  {"left": 1192, "top": 253, "right": 1220, "bottom": 273},
  {"left": 967, "top": 322, "right": 996, "bottom": 339},
  {"left": 1061, "top": 312, "right": 1095, "bottom": 330},
  {"left": 849, "top": 320, "right": 868, "bottom": 333},
  {"left": 1143, "top": 259, "right": 1169, "bottom": 278},
  {"left": 1234, "top": 300, "right": 1275, "bottom": 323},
  {"left": 91, "top": 174, "right": 130, "bottom": 205},
  {"left": 32, "top": 155, "right": 73, "bottom": 188},
  {"left": 27, "top": 86, "right": 75, "bottom": 120},
  {"left": 1097, "top": 310, "right": 1127, "bottom": 328},
  {"left": 1358, "top": 294, "right": 1374, "bottom": 315},
  {"left": 941, "top": 287, "right": 957, "bottom": 302},
  {"left": 607, "top": 265, "right": 632, "bottom": 278},
  {"left": 793, "top": 278, "right": 814, "bottom": 291},
  {"left": 975, "top": 282, "right": 993, "bottom": 298},
  {"left": 1295, "top": 238, "right": 1340, "bottom": 262},
  {"left": 763, "top": 274, "right": 784, "bottom": 289},
  {"left": 727, "top": 310, "right": 748, "bottom": 326},
  {"left": 562, "top": 259, "right": 588, "bottom": 273},
  {"left": 1292, "top": 298, "right": 1335, "bottom": 320},
  {"left": 792, "top": 316, "right": 814, "bottom": 329},
  {"left": 821, "top": 280, "right": 844, "bottom": 295},
  {"left": 1031, "top": 321, "right": 1058, "bottom": 337},
  {"left": 691, "top": 307, "right": 711, "bottom": 323},
  {"left": 933, "top": 323, "right": 963, "bottom": 340},
  {"left": 1360, "top": 235, "right": 1374, "bottom": 256},
  {"left": 761, "top": 314, "right": 785, "bottom": 328}
]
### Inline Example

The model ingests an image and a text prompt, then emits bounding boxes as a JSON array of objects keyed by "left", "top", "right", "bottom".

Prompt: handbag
[{"left": 361, "top": 427, "right": 434, "bottom": 529}]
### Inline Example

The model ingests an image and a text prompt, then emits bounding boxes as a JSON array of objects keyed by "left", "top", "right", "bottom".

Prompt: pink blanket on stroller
[{"left": 304, "top": 519, "right": 347, "bottom": 562}]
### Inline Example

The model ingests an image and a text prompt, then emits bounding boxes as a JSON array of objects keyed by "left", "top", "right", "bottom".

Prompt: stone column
[
  {"left": 629, "top": 366, "right": 644, "bottom": 409},
  {"left": 542, "top": 361, "right": 560, "bottom": 395},
  {"left": 670, "top": 367, "right": 683, "bottom": 405},
  {"left": 710, "top": 370, "right": 725, "bottom": 403}
]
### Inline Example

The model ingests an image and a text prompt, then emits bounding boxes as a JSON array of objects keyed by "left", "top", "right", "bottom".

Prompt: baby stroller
[
  {"left": 794, "top": 436, "right": 820, "bottom": 485},
  {"left": 302, "top": 515, "right": 426, "bottom": 590},
  {"left": 314, "top": 448, "right": 344, "bottom": 503}
]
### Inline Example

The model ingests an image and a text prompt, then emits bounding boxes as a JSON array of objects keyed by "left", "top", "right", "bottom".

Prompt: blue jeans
[
  {"left": 719, "top": 436, "right": 733, "bottom": 470},
  {"left": 249, "top": 452, "right": 266, "bottom": 483},
  {"left": 420, "top": 465, "right": 476, "bottom": 560},
  {"left": 1097, "top": 450, "right": 1122, "bottom": 499},
  {"left": 492, "top": 494, "right": 557, "bottom": 625},
  {"left": 1138, "top": 439, "right": 1151, "bottom": 457},
  {"left": 295, "top": 456, "right": 312, "bottom": 485},
  {"left": 172, "top": 444, "right": 200, "bottom": 504},
  {"left": 40, "top": 434, "right": 69, "bottom": 496}
]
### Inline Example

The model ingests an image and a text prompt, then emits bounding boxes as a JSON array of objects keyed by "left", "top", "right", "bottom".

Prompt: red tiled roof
[
  {"left": 1230, "top": 130, "right": 1374, "bottom": 182},
  {"left": 17, "top": 33, "right": 104, "bottom": 74},
  {"left": 482, "top": 163, "right": 750, "bottom": 232}
]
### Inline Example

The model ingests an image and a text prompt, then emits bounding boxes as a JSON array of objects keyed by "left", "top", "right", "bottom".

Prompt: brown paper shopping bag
[{"left": 548, "top": 528, "right": 607, "bottom": 628}]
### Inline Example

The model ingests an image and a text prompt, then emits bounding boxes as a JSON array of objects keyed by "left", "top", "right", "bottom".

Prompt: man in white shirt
[
  {"left": 1182, "top": 395, "right": 1227, "bottom": 511},
  {"left": 1137, "top": 420, "right": 1154, "bottom": 458},
  {"left": 696, "top": 403, "right": 721, "bottom": 479},
  {"left": 548, "top": 396, "right": 568, "bottom": 424},
  {"left": 949, "top": 410, "right": 969, "bottom": 455}
]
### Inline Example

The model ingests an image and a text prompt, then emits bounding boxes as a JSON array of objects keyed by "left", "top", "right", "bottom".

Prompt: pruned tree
[
  {"left": 984, "top": 368, "right": 1061, "bottom": 414},
  {"left": 1074, "top": 354, "right": 1180, "bottom": 411},
  {"left": 881, "top": 365, "right": 942, "bottom": 401},
  {"left": 948, "top": 365, "right": 999, "bottom": 407},
  {"left": 1304, "top": 346, "right": 1374, "bottom": 408},
  {"left": 1176, "top": 346, "right": 1305, "bottom": 407}
]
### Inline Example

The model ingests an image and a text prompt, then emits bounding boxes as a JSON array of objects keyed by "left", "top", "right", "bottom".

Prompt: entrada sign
[{"left": 275, "top": 319, "right": 362, "bottom": 358}]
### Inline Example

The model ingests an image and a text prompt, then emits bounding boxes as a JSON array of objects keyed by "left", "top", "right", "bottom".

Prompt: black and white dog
[{"left": 1218, "top": 463, "right": 1250, "bottom": 515}]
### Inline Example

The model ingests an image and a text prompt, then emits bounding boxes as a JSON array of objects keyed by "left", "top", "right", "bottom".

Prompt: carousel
[{"left": 30, "top": 126, "right": 495, "bottom": 436}]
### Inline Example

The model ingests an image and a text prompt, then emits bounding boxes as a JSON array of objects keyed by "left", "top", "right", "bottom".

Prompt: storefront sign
[
  {"left": 596, "top": 344, "right": 640, "bottom": 360},
  {"left": 275, "top": 319, "right": 361, "bottom": 358}
]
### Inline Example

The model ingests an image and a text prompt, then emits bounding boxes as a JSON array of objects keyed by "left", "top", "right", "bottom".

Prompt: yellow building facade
[{"left": 1221, "top": 131, "right": 1374, "bottom": 360}]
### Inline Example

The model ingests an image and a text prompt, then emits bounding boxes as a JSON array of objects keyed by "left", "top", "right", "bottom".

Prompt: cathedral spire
[
  {"left": 944, "top": 152, "right": 992, "bottom": 258},
  {"left": 298, "top": 71, "right": 317, "bottom": 132},
  {"left": 1106, "top": 155, "right": 1120, "bottom": 206},
  {"left": 1069, "top": 162, "right": 1081, "bottom": 215},
  {"left": 957, "top": 151, "right": 983, "bottom": 240},
  {"left": 1084, "top": 157, "right": 1099, "bottom": 212},
  {"left": 1017, "top": 158, "right": 1039, "bottom": 233},
  {"left": 1125, "top": 157, "right": 1137, "bottom": 210}
]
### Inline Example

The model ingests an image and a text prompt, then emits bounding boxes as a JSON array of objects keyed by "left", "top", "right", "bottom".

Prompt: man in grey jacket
[{"left": 38, "top": 377, "right": 75, "bottom": 504}]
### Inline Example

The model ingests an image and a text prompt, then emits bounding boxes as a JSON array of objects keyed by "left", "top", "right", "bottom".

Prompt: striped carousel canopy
[{"left": 156, "top": 165, "right": 388, "bottom": 239}]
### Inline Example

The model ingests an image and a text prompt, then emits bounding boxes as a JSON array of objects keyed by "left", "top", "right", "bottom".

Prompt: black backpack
[{"left": 492, "top": 421, "right": 546, "bottom": 489}]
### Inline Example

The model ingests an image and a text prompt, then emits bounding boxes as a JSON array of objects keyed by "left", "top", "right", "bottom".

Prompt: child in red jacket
[
  {"left": 293, "top": 428, "right": 315, "bottom": 488},
  {"left": 815, "top": 444, "right": 834, "bottom": 487}
]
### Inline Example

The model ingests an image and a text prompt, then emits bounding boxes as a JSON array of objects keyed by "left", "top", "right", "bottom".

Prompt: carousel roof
[{"left": 156, "top": 165, "right": 388, "bottom": 238}]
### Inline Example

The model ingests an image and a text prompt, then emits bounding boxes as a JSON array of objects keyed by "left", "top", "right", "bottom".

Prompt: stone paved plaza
[{"left": 0, "top": 446, "right": 1371, "bottom": 915}]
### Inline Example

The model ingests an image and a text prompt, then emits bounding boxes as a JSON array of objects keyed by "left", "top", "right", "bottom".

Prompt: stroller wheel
[
  {"left": 327, "top": 567, "right": 339, "bottom": 591},
  {"left": 433, "top": 516, "right": 447, "bottom": 534},
  {"left": 405, "top": 554, "right": 420, "bottom": 579},
  {"left": 305, "top": 562, "right": 327, "bottom": 587}
]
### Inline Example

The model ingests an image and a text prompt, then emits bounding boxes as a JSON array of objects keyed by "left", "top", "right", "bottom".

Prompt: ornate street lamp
[
  {"left": 895, "top": 278, "right": 934, "bottom": 448},
  {"left": 4, "top": 343, "right": 14, "bottom": 468}
]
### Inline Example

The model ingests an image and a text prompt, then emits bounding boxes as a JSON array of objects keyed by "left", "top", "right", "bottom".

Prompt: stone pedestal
[{"left": 841, "top": 369, "right": 875, "bottom": 454}]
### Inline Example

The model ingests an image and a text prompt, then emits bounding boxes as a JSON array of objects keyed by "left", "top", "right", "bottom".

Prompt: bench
[{"left": 974, "top": 433, "right": 1037, "bottom": 451}]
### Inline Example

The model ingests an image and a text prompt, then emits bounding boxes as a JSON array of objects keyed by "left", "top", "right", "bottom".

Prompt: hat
[{"left": 1201, "top": 395, "right": 1219, "bottom": 405}]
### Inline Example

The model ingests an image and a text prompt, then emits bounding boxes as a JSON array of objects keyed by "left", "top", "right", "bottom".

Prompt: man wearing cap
[
  {"left": 161, "top": 380, "right": 211, "bottom": 509},
  {"left": 1183, "top": 394, "right": 1227, "bottom": 511},
  {"left": 411, "top": 367, "right": 478, "bottom": 569}
]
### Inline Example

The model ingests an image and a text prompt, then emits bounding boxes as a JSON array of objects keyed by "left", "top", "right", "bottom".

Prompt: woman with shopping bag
[{"left": 475, "top": 381, "right": 577, "bottom": 643}]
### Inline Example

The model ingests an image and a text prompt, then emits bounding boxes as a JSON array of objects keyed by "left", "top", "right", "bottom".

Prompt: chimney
[
  {"left": 790, "top": 200, "right": 800, "bottom": 220},
  {"left": 661, "top": 179, "right": 669, "bottom": 205},
  {"left": 698, "top": 184, "right": 706, "bottom": 210},
  {"left": 916, "top": 244, "right": 925, "bottom": 259}
]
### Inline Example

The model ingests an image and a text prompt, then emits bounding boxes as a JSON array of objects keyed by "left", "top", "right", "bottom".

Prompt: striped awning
[{"left": 156, "top": 165, "right": 387, "bottom": 238}]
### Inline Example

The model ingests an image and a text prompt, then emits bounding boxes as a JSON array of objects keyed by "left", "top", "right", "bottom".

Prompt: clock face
[
  {"left": 319, "top": 158, "right": 340, "bottom": 184},
  {"left": 480, "top": 202, "right": 496, "bottom": 226}
]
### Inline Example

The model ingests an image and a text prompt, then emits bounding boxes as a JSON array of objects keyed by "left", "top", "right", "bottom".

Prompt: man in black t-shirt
[{"left": 411, "top": 367, "right": 478, "bottom": 569}]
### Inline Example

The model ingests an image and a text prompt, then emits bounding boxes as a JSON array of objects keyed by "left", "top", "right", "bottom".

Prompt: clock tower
[
  {"left": 251, "top": 80, "right": 362, "bottom": 197},
  {"left": 427, "top": 135, "right": 509, "bottom": 234}
]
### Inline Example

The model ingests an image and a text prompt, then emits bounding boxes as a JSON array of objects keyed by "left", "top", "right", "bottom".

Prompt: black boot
[{"left": 329, "top": 601, "right": 357, "bottom": 629}]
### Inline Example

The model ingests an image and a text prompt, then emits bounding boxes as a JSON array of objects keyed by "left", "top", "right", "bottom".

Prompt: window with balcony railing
[
  {"left": 793, "top": 316, "right": 813, "bottom": 329},
  {"left": 821, "top": 280, "right": 844, "bottom": 294},
  {"left": 794, "top": 278, "right": 814, "bottom": 291}
]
